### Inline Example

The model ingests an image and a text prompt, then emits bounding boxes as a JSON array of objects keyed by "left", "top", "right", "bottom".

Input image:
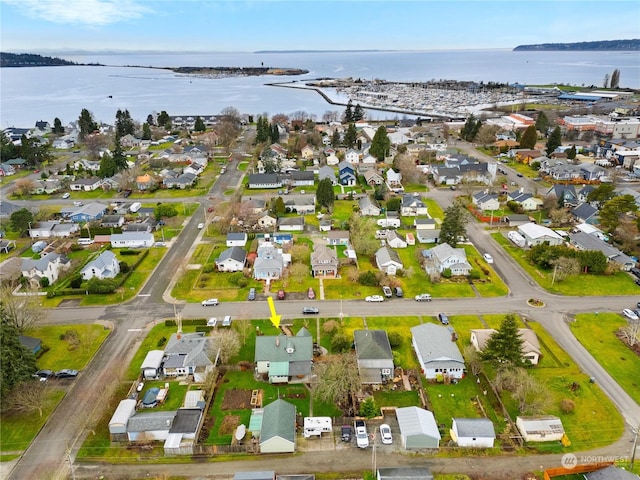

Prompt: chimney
[{"left": 275, "top": 337, "right": 280, "bottom": 347}]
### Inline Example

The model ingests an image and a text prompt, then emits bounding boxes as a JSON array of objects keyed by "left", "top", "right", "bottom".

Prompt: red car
[
  {"left": 277, "top": 290, "right": 286, "bottom": 300},
  {"left": 307, "top": 288, "right": 315, "bottom": 299}
]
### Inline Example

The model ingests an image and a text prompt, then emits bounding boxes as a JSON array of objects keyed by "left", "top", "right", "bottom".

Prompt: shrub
[
  {"left": 323, "top": 320, "right": 339, "bottom": 334},
  {"left": 358, "top": 271, "right": 378, "bottom": 286},
  {"left": 202, "top": 264, "right": 215, "bottom": 273},
  {"left": 469, "top": 270, "right": 481, "bottom": 280},
  {"left": 119, "top": 250, "right": 140, "bottom": 256},
  {"left": 330, "top": 333, "right": 352, "bottom": 353},
  {"left": 359, "top": 397, "right": 380, "bottom": 419},
  {"left": 86, "top": 277, "right": 117, "bottom": 294},
  {"left": 387, "top": 331, "right": 403, "bottom": 349},
  {"left": 441, "top": 268, "right": 452, "bottom": 279},
  {"left": 70, "top": 275, "right": 83, "bottom": 288},
  {"left": 40, "top": 277, "right": 49, "bottom": 288},
  {"left": 157, "top": 336, "right": 167, "bottom": 348},
  {"left": 560, "top": 398, "right": 575, "bottom": 414},
  {"left": 119, "top": 261, "right": 131, "bottom": 274}
]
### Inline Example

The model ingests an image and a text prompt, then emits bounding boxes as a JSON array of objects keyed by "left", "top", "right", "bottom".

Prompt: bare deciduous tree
[
  {"left": 619, "top": 321, "right": 640, "bottom": 347},
  {"left": 550, "top": 256, "right": 581, "bottom": 283},
  {"left": 13, "top": 179, "right": 35, "bottom": 197},
  {"left": 216, "top": 329, "right": 241, "bottom": 364},
  {"left": 6, "top": 381, "right": 52, "bottom": 417},
  {"left": 1, "top": 284, "right": 45, "bottom": 332},
  {"left": 463, "top": 345, "right": 483, "bottom": 376},
  {"left": 312, "top": 353, "right": 361, "bottom": 416},
  {"left": 394, "top": 153, "right": 423, "bottom": 185}
]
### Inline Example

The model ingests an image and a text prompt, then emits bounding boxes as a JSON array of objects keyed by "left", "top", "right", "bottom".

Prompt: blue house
[
  {"left": 63, "top": 203, "right": 107, "bottom": 223},
  {"left": 338, "top": 161, "right": 356, "bottom": 186}
]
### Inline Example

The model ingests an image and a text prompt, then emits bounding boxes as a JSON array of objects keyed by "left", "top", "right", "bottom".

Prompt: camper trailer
[
  {"left": 508, "top": 231, "right": 526, "bottom": 248},
  {"left": 303, "top": 417, "right": 333, "bottom": 438}
]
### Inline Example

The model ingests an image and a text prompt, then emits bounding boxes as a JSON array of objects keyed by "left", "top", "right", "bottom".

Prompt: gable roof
[
  {"left": 377, "top": 467, "right": 434, "bottom": 480},
  {"left": 260, "top": 399, "right": 296, "bottom": 444},
  {"left": 375, "top": 246, "right": 403, "bottom": 266},
  {"left": 81, "top": 250, "right": 117, "bottom": 275},
  {"left": 395, "top": 406, "right": 441, "bottom": 440},
  {"left": 255, "top": 335, "right": 313, "bottom": 363},
  {"left": 127, "top": 411, "right": 176, "bottom": 433},
  {"left": 164, "top": 332, "right": 213, "bottom": 369},
  {"left": 354, "top": 330, "right": 393, "bottom": 361},
  {"left": 217, "top": 246, "right": 247, "bottom": 264},
  {"left": 471, "top": 329, "right": 541, "bottom": 356},
  {"left": 452, "top": 418, "right": 496, "bottom": 438},
  {"left": 411, "top": 323, "right": 464, "bottom": 368},
  {"left": 584, "top": 466, "right": 640, "bottom": 480}
]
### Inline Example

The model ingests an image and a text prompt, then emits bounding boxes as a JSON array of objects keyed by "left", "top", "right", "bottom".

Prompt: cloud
[{"left": 6, "top": 0, "right": 151, "bottom": 26}]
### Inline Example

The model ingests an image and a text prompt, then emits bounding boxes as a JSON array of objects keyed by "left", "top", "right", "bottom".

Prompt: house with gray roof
[
  {"left": 28, "top": 221, "right": 79, "bottom": 238},
  {"left": 81, "top": 250, "right": 120, "bottom": 280},
  {"left": 584, "top": 466, "right": 640, "bottom": 480},
  {"left": 311, "top": 244, "right": 338, "bottom": 278},
  {"left": 100, "top": 214, "right": 125, "bottom": 228},
  {"left": 260, "top": 399, "right": 296, "bottom": 453},
  {"left": 354, "top": 330, "right": 394, "bottom": 384},
  {"left": 318, "top": 165, "right": 337, "bottom": 185},
  {"left": 0, "top": 200, "right": 21, "bottom": 218},
  {"left": 472, "top": 192, "right": 499, "bottom": 212},
  {"left": 545, "top": 184, "right": 578, "bottom": 207},
  {"left": 395, "top": 406, "right": 441, "bottom": 449},
  {"left": 515, "top": 415, "right": 565, "bottom": 443},
  {"left": 253, "top": 241, "right": 284, "bottom": 280},
  {"left": 127, "top": 410, "right": 176, "bottom": 442},
  {"left": 215, "top": 246, "right": 247, "bottom": 272},
  {"left": 283, "top": 195, "right": 315, "bottom": 214},
  {"left": 375, "top": 246, "right": 403, "bottom": 275},
  {"left": 70, "top": 177, "right": 103, "bottom": 191},
  {"left": 255, "top": 328, "right": 313, "bottom": 383},
  {"left": 569, "top": 231, "right": 635, "bottom": 271},
  {"left": 517, "top": 222, "right": 563, "bottom": 247},
  {"left": 450, "top": 418, "right": 496, "bottom": 448},
  {"left": 363, "top": 169, "right": 384, "bottom": 186},
  {"left": 108, "top": 399, "right": 137, "bottom": 441},
  {"left": 284, "top": 170, "right": 315, "bottom": 186},
  {"left": 400, "top": 194, "right": 427, "bottom": 216},
  {"left": 248, "top": 173, "right": 282, "bottom": 189},
  {"left": 278, "top": 216, "right": 305, "bottom": 232},
  {"left": 162, "top": 332, "right": 216, "bottom": 380},
  {"left": 326, "top": 230, "right": 350, "bottom": 246},
  {"left": 359, "top": 196, "right": 381, "bottom": 216},
  {"left": 21, "top": 252, "right": 70, "bottom": 286},
  {"left": 411, "top": 323, "right": 465, "bottom": 380},
  {"left": 164, "top": 408, "right": 203, "bottom": 455},
  {"left": 570, "top": 203, "right": 599, "bottom": 224},
  {"left": 226, "top": 232, "right": 248, "bottom": 247},
  {"left": 163, "top": 172, "right": 197, "bottom": 189},
  {"left": 386, "top": 230, "right": 407, "bottom": 248},
  {"left": 423, "top": 243, "right": 471, "bottom": 276}
]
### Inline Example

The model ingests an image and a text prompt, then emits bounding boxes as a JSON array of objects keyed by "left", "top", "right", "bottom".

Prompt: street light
[{"left": 371, "top": 426, "right": 378, "bottom": 477}]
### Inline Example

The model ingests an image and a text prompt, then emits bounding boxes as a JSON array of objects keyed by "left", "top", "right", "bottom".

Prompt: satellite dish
[{"left": 235, "top": 424, "right": 246, "bottom": 441}]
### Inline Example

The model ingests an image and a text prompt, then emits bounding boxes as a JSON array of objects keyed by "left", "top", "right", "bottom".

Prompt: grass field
[{"left": 570, "top": 313, "right": 640, "bottom": 405}]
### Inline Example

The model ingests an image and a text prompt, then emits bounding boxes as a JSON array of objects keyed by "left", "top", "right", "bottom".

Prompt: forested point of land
[
  {"left": 514, "top": 39, "right": 640, "bottom": 51},
  {"left": 0, "top": 52, "right": 80, "bottom": 67},
  {"left": 170, "top": 66, "right": 309, "bottom": 76}
]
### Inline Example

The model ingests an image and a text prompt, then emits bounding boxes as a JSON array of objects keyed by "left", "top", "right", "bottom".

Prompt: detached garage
[{"left": 395, "top": 406, "right": 441, "bottom": 449}]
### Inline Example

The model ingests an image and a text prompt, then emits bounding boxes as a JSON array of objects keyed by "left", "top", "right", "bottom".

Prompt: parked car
[
  {"left": 202, "top": 298, "right": 219, "bottom": 306},
  {"left": 34, "top": 369, "right": 53, "bottom": 380},
  {"left": 248, "top": 288, "right": 256, "bottom": 301},
  {"left": 517, "top": 173, "right": 524, "bottom": 177},
  {"left": 483, "top": 253, "right": 494, "bottom": 264},
  {"left": 354, "top": 420, "right": 369, "bottom": 448},
  {"left": 73, "top": 201, "right": 83, "bottom": 206},
  {"left": 197, "top": 223, "right": 205, "bottom": 229},
  {"left": 438, "top": 312, "right": 450, "bottom": 325},
  {"left": 54, "top": 369, "right": 79, "bottom": 379},
  {"left": 302, "top": 307, "right": 319, "bottom": 315},
  {"left": 380, "top": 424, "right": 393, "bottom": 444},
  {"left": 341, "top": 424, "right": 352, "bottom": 442},
  {"left": 277, "top": 289, "right": 286, "bottom": 300},
  {"left": 136, "top": 382, "right": 145, "bottom": 392},
  {"left": 394, "top": 287, "right": 404, "bottom": 298},
  {"left": 207, "top": 317, "right": 218, "bottom": 327},
  {"left": 630, "top": 268, "right": 640, "bottom": 279},
  {"left": 62, "top": 192, "right": 70, "bottom": 199},
  {"left": 221, "top": 315, "right": 232, "bottom": 327},
  {"left": 307, "top": 287, "right": 315, "bottom": 299},
  {"left": 415, "top": 293, "right": 432, "bottom": 302},
  {"left": 382, "top": 286, "right": 393, "bottom": 297},
  {"left": 622, "top": 308, "right": 639, "bottom": 321},
  {"left": 366, "top": 295, "right": 384, "bottom": 302}
]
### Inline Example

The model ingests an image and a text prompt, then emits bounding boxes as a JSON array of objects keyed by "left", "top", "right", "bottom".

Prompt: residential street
[{"left": 3, "top": 135, "right": 640, "bottom": 480}]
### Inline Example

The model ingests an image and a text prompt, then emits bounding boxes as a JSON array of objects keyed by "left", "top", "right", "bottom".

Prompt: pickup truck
[{"left": 354, "top": 420, "right": 369, "bottom": 448}]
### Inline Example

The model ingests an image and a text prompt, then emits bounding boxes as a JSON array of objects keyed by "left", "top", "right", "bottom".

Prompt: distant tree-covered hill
[
  {"left": 0, "top": 52, "right": 78, "bottom": 67},
  {"left": 514, "top": 39, "right": 640, "bottom": 51}
]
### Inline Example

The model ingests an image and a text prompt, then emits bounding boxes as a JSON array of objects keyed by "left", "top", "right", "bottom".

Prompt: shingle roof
[
  {"left": 354, "top": 330, "right": 393, "bottom": 361},
  {"left": 260, "top": 399, "right": 296, "bottom": 444},
  {"left": 452, "top": 418, "right": 496, "bottom": 438},
  {"left": 411, "top": 323, "right": 464, "bottom": 369},
  {"left": 127, "top": 411, "right": 176, "bottom": 432},
  {"left": 217, "top": 246, "right": 247, "bottom": 264}
]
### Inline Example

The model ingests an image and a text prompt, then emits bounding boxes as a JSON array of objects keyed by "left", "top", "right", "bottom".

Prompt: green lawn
[
  {"left": 492, "top": 233, "right": 639, "bottom": 295},
  {"left": 570, "top": 313, "right": 640, "bottom": 405}
]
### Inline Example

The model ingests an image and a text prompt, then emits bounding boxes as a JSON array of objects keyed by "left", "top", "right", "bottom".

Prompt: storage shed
[
  {"left": 259, "top": 399, "right": 296, "bottom": 453},
  {"left": 450, "top": 418, "right": 496, "bottom": 448},
  {"left": 377, "top": 467, "right": 434, "bottom": 480},
  {"left": 395, "top": 406, "right": 440, "bottom": 449},
  {"left": 108, "top": 399, "right": 137, "bottom": 441},
  {"left": 140, "top": 350, "right": 164, "bottom": 379},
  {"left": 516, "top": 415, "right": 565, "bottom": 442}
]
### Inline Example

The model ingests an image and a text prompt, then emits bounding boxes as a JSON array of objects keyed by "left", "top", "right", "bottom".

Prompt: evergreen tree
[
  {"left": 269, "top": 124, "right": 280, "bottom": 144},
  {"left": 19, "top": 135, "right": 51, "bottom": 167},
  {"left": 97, "top": 153, "right": 117, "bottom": 178},
  {"left": 331, "top": 129, "right": 341, "bottom": 147},
  {"left": 482, "top": 314, "right": 526, "bottom": 366},
  {"left": 115, "top": 109, "right": 135, "bottom": 137},
  {"left": 370, "top": 126, "right": 391, "bottom": 160},
  {"left": 316, "top": 178, "right": 335, "bottom": 210},
  {"left": 1, "top": 305, "right": 38, "bottom": 401},
  {"left": 0, "top": 132, "right": 18, "bottom": 161},
  {"left": 78, "top": 108, "right": 98, "bottom": 141},
  {"left": 519, "top": 125, "right": 537, "bottom": 149},
  {"left": 599, "top": 194, "right": 638, "bottom": 232},
  {"left": 146, "top": 113, "right": 155, "bottom": 126},
  {"left": 535, "top": 112, "right": 550, "bottom": 137},
  {"left": 460, "top": 114, "right": 477, "bottom": 141},
  {"left": 141, "top": 122, "right": 152, "bottom": 140},
  {"left": 273, "top": 196, "right": 286, "bottom": 216},
  {"left": 194, "top": 116, "right": 206, "bottom": 132},
  {"left": 353, "top": 103, "right": 365, "bottom": 121},
  {"left": 545, "top": 126, "right": 562, "bottom": 156},
  {"left": 255, "top": 116, "right": 269, "bottom": 144},
  {"left": 112, "top": 133, "right": 128, "bottom": 171},
  {"left": 439, "top": 201, "right": 468, "bottom": 247},
  {"left": 610, "top": 68, "right": 621, "bottom": 89},
  {"left": 343, "top": 123, "right": 357, "bottom": 149},
  {"left": 566, "top": 144, "right": 576, "bottom": 160},
  {"left": 9, "top": 208, "right": 34, "bottom": 236},
  {"left": 586, "top": 184, "right": 615, "bottom": 208},
  {"left": 157, "top": 110, "right": 171, "bottom": 129},
  {"left": 52, "top": 117, "right": 64, "bottom": 134},
  {"left": 343, "top": 101, "right": 354, "bottom": 123}
]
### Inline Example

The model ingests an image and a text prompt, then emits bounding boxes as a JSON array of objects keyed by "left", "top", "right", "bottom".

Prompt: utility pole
[{"left": 631, "top": 424, "right": 638, "bottom": 471}]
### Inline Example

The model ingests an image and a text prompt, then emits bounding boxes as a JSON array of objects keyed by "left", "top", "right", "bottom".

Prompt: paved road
[{"left": 5, "top": 135, "right": 640, "bottom": 479}]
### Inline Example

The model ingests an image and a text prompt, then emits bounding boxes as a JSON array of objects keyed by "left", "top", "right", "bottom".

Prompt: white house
[
  {"left": 375, "top": 247, "right": 403, "bottom": 275},
  {"left": 21, "top": 253, "right": 70, "bottom": 286},
  {"left": 215, "top": 246, "right": 247, "bottom": 272},
  {"left": 226, "top": 232, "right": 248, "bottom": 247},
  {"left": 517, "top": 222, "right": 564, "bottom": 247},
  {"left": 81, "top": 251, "right": 120, "bottom": 280},
  {"left": 472, "top": 192, "right": 500, "bottom": 212},
  {"left": 450, "top": 418, "right": 496, "bottom": 448},
  {"left": 424, "top": 243, "right": 472, "bottom": 276},
  {"left": 400, "top": 194, "right": 427, "bottom": 216},
  {"left": 28, "top": 221, "right": 79, "bottom": 239},
  {"left": 359, "top": 196, "right": 381, "bottom": 216},
  {"left": 257, "top": 212, "right": 277, "bottom": 230},
  {"left": 411, "top": 323, "right": 465, "bottom": 380},
  {"left": 516, "top": 416, "right": 565, "bottom": 443},
  {"left": 386, "top": 230, "right": 407, "bottom": 249},
  {"left": 110, "top": 232, "right": 155, "bottom": 248}
]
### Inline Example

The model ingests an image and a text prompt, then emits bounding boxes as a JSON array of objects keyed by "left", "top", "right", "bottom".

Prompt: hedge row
[{"left": 165, "top": 318, "right": 207, "bottom": 326}]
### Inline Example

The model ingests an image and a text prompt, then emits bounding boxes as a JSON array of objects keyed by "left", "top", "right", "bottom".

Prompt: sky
[{"left": 1, "top": 0, "right": 639, "bottom": 53}]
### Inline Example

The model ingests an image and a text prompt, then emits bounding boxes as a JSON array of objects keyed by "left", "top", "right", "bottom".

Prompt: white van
[
  {"left": 221, "top": 316, "right": 232, "bottom": 327},
  {"left": 78, "top": 238, "right": 94, "bottom": 245}
]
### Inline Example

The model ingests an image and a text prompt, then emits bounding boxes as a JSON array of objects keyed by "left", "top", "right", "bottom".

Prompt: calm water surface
[{"left": 1, "top": 50, "right": 638, "bottom": 127}]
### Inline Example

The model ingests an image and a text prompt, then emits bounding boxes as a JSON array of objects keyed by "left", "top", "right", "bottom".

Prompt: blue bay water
[{"left": 1, "top": 50, "right": 638, "bottom": 127}]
